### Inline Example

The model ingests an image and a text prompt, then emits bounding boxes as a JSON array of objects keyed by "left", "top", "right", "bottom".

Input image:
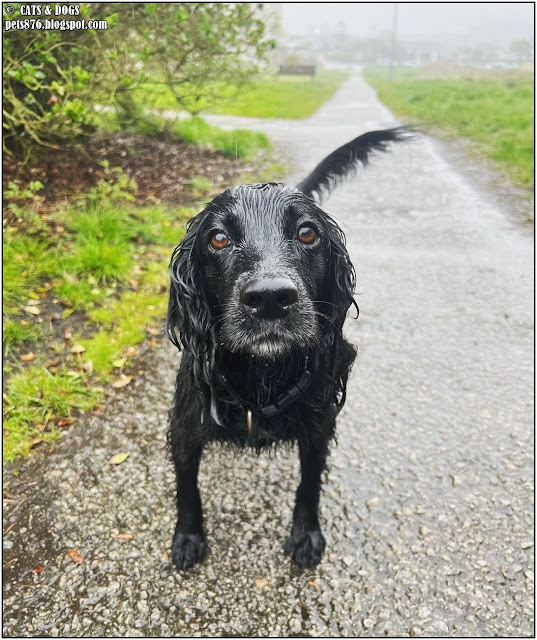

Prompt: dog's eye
[
  {"left": 209, "top": 231, "right": 230, "bottom": 251},
  {"left": 297, "top": 226, "right": 318, "bottom": 245}
]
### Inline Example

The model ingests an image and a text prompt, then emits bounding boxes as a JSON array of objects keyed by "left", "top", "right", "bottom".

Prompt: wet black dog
[{"left": 167, "top": 128, "right": 410, "bottom": 570}]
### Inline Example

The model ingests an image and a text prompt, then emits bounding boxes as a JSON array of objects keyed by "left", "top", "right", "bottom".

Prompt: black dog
[{"left": 167, "top": 128, "right": 410, "bottom": 570}]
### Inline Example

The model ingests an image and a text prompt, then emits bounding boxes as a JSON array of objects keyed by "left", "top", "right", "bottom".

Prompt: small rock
[
  {"left": 425, "top": 620, "right": 449, "bottom": 635},
  {"left": 288, "top": 617, "right": 302, "bottom": 634}
]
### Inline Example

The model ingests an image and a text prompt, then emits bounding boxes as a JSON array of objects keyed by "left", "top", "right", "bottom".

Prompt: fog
[
  {"left": 274, "top": 3, "right": 533, "bottom": 67},
  {"left": 281, "top": 3, "right": 534, "bottom": 45}
]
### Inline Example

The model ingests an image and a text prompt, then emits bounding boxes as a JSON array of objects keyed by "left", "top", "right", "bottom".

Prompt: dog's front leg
[
  {"left": 171, "top": 442, "right": 207, "bottom": 570},
  {"left": 285, "top": 436, "right": 329, "bottom": 567}
]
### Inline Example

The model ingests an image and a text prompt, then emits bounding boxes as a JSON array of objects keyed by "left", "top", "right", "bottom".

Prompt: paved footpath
[{"left": 3, "top": 74, "right": 534, "bottom": 637}]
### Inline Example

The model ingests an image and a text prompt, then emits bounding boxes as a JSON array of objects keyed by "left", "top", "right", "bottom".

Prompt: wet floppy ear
[
  {"left": 166, "top": 215, "right": 213, "bottom": 355},
  {"left": 323, "top": 218, "right": 358, "bottom": 332}
]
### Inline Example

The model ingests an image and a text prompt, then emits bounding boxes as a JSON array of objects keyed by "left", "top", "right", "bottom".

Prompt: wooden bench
[{"left": 278, "top": 65, "right": 316, "bottom": 77}]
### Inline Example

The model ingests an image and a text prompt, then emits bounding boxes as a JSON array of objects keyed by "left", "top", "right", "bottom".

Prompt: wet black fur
[{"left": 167, "top": 128, "right": 409, "bottom": 570}]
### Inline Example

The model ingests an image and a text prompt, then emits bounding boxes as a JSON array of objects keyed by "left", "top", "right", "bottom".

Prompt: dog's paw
[
  {"left": 171, "top": 532, "right": 207, "bottom": 571},
  {"left": 285, "top": 528, "right": 326, "bottom": 568}
]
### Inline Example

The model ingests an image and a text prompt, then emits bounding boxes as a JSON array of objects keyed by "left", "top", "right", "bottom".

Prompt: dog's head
[{"left": 167, "top": 183, "right": 356, "bottom": 363}]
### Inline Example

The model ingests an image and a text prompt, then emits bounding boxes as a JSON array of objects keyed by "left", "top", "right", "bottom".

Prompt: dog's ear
[
  {"left": 323, "top": 217, "right": 358, "bottom": 332},
  {"left": 167, "top": 215, "right": 213, "bottom": 356},
  {"left": 296, "top": 127, "right": 413, "bottom": 202}
]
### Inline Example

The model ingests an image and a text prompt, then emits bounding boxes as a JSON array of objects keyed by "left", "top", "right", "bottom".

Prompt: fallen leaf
[
  {"left": 58, "top": 418, "right": 76, "bottom": 427},
  {"left": 24, "top": 306, "right": 40, "bottom": 316},
  {"left": 26, "top": 299, "right": 40, "bottom": 306},
  {"left": 113, "top": 358, "right": 127, "bottom": 368},
  {"left": 21, "top": 352, "right": 35, "bottom": 362},
  {"left": 308, "top": 580, "right": 320, "bottom": 591},
  {"left": 146, "top": 305, "right": 156, "bottom": 310},
  {"left": 112, "top": 375, "right": 133, "bottom": 388},
  {"left": 125, "top": 346, "right": 138, "bottom": 357},
  {"left": 254, "top": 577, "right": 269, "bottom": 589},
  {"left": 66, "top": 548, "right": 84, "bottom": 565},
  {"left": 70, "top": 344, "right": 86, "bottom": 354},
  {"left": 112, "top": 533, "right": 133, "bottom": 540},
  {"left": 109, "top": 452, "right": 130, "bottom": 465},
  {"left": 146, "top": 327, "right": 160, "bottom": 336},
  {"left": 20, "top": 320, "right": 29, "bottom": 327},
  {"left": 92, "top": 404, "right": 106, "bottom": 415},
  {"left": 146, "top": 338, "right": 160, "bottom": 346},
  {"left": 28, "top": 292, "right": 41, "bottom": 300},
  {"left": 21, "top": 437, "right": 43, "bottom": 451},
  {"left": 32, "top": 566, "right": 45, "bottom": 574}
]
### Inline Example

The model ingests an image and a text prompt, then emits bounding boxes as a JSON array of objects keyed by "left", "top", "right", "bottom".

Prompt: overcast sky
[{"left": 280, "top": 3, "right": 534, "bottom": 44}]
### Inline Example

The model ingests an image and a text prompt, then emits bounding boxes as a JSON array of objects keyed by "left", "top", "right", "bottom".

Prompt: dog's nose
[{"left": 240, "top": 278, "right": 298, "bottom": 319}]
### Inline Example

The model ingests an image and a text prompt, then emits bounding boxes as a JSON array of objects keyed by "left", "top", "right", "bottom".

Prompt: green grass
[
  {"left": 135, "top": 70, "right": 349, "bottom": 120},
  {"left": 80, "top": 289, "right": 168, "bottom": 378},
  {"left": 172, "top": 116, "right": 270, "bottom": 157},
  {"left": 3, "top": 368, "right": 100, "bottom": 464},
  {"left": 94, "top": 109, "right": 270, "bottom": 159},
  {"left": 365, "top": 66, "right": 534, "bottom": 189},
  {"left": 3, "top": 201, "right": 189, "bottom": 464},
  {"left": 3, "top": 234, "right": 60, "bottom": 314}
]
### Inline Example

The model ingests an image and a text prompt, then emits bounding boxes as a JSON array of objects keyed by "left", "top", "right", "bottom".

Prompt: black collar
[
  {"left": 213, "top": 335, "right": 335, "bottom": 433},
  {"left": 217, "top": 357, "right": 313, "bottom": 420}
]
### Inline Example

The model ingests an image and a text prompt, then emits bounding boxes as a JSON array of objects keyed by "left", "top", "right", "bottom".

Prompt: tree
[
  {"left": 509, "top": 39, "right": 532, "bottom": 63},
  {"left": 2, "top": 3, "right": 274, "bottom": 158},
  {"left": 2, "top": 3, "right": 114, "bottom": 157},
  {"left": 104, "top": 3, "right": 274, "bottom": 117}
]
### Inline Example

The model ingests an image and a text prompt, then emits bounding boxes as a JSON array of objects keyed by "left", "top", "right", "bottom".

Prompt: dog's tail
[{"left": 296, "top": 127, "right": 414, "bottom": 202}]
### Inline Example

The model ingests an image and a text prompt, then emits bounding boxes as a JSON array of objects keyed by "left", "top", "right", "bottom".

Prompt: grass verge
[
  {"left": 365, "top": 66, "right": 534, "bottom": 189},
  {"left": 136, "top": 69, "right": 349, "bottom": 120},
  {"left": 3, "top": 199, "right": 190, "bottom": 465},
  {"left": 94, "top": 109, "right": 270, "bottom": 159}
]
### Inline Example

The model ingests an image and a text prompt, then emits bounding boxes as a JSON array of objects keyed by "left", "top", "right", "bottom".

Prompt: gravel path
[{"left": 3, "top": 73, "right": 534, "bottom": 637}]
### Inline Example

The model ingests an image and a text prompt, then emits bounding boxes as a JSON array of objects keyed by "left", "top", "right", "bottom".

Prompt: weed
[{"left": 84, "top": 161, "right": 138, "bottom": 206}]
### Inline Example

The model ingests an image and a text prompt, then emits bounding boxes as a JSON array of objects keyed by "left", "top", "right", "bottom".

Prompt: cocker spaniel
[{"left": 167, "top": 128, "right": 410, "bottom": 570}]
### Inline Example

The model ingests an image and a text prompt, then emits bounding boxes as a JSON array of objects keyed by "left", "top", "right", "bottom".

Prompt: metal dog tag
[{"left": 246, "top": 409, "right": 253, "bottom": 434}]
